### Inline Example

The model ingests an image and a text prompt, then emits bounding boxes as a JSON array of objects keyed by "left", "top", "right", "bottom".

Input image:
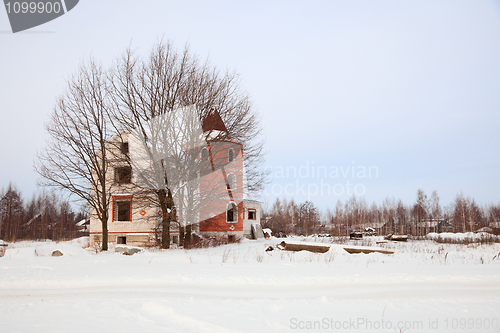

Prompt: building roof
[
  {"left": 490, "top": 222, "right": 500, "bottom": 228},
  {"left": 202, "top": 108, "right": 227, "bottom": 133},
  {"left": 418, "top": 221, "right": 440, "bottom": 228},
  {"left": 75, "top": 218, "right": 90, "bottom": 227}
]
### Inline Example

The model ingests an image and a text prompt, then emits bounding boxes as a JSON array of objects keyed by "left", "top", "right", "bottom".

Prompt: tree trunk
[
  {"left": 184, "top": 224, "right": 192, "bottom": 249},
  {"left": 158, "top": 188, "right": 172, "bottom": 249},
  {"left": 100, "top": 187, "right": 109, "bottom": 251},
  {"left": 179, "top": 225, "right": 185, "bottom": 247},
  {"left": 161, "top": 216, "right": 170, "bottom": 249},
  {"left": 101, "top": 214, "right": 108, "bottom": 251}
]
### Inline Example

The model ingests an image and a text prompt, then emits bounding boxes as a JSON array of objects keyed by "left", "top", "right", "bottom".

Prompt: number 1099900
[{"left": 5, "top": 1, "right": 62, "bottom": 14}]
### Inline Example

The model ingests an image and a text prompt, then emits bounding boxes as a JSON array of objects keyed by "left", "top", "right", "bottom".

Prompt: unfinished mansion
[{"left": 89, "top": 109, "right": 261, "bottom": 247}]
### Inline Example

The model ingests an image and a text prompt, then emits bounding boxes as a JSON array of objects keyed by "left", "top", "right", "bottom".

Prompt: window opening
[
  {"left": 226, "top": 202, "right": 237, "bottom": 223},
  {"left": 227, "top": 173, "right": 236, "bottom": 190},
  {"left": 113, "top": 197, "right": 132, "bottom": 222},
  {"left": 121, "top": 142, "right": 129, "bottom": 155},
  {"left": 115, "top": 166, "right": 132, "bottom": 184},
  {"left": 201, "top": 147, "right": 209, "bottom": 161}
]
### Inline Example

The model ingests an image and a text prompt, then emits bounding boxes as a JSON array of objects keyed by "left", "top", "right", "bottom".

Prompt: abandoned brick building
[{"left": 89, "top": 108, "right": 261, "bottom": 247}]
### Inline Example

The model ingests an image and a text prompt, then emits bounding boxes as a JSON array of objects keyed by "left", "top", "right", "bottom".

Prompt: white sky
[{"left": 0, "top": 0, "right": 499, "bottom": 211}]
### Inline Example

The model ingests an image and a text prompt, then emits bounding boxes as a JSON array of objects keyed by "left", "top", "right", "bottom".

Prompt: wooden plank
[
  {"left": 278, "top": 241, "right": 331, "bottom": 253},
  {"left": 385, "top": 234, "right": 408, "bottom": 242},
  {"left": 276, "top": 241, "right": 394, "bottom": 255},
  {"left": 343, "top": 246, "right": 394, "bottom": 255}
]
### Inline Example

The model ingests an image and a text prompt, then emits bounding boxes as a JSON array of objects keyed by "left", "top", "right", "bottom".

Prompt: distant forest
[
  {"left": 262, "top": 190, "right": 500, "bottom": 237},
  {"left": 0, "top": 183, "right": 88, "bottom": 242},
  {"left": 2, "top": 183, "right": 500, "bottom": 242}
]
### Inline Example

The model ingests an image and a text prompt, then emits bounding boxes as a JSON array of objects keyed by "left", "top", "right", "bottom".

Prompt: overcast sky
[{"left": 1, "top": 0, "right": 499, "bottom": 211}]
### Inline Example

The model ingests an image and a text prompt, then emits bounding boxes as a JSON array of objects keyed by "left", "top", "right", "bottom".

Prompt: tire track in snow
[
  {"left": 141, "top": 302, "right": 245, "bottom": 333},
  {"left": 1, "top": 279, "right": 499, "bottom": 301}
]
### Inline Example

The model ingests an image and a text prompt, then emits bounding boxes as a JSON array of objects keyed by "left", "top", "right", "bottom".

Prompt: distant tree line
[
  {"left": 0, "top": 183, "right": 88, "bottom": 242},
  {"left": 262, "top": 190, "right": 500, "bottom": 236}
]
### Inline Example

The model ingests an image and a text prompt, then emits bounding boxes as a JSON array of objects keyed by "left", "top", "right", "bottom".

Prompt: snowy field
[{"left": 1, "top": 235, "right": 499, "bottom": 333}]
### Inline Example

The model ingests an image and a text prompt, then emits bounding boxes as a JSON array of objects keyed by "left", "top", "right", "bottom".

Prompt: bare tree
[
  {"left": 266, "top": 197, "right": 294, "bottom": 235},
  {"left": 411, "top": 189, "right": 429, "bottom": 235},
  {"left": 430, "top": 190, "right": 442, "bottom": 221},
  {"left": 381, "top": 197, "right": 397, "bottom": 235},
  {"left": 334, "top": 200, "right": 345, "bottom": 236},
  {"left": 0, "top": 183, "right": 23, "bottom": 241},
  {"left": 109, "top": 40, "right": 266, "bottom": 248},
  {"left": 35, "top": 60, "right": 115, "bottom": 251},
  {"left": 110, "top": 40, "right": 266, "bottom": 190},
  {"left": 452, "top": 193, "right": 484, "bottom": 232},
  {"left": 396, "top": 199, "right": 409, "bottom": 234},
  {"left": 486, "top": 203, "right": 500, "bottom": 230},
  {"left": 298, "top": 201, "right": 319, "bottom": 235}
]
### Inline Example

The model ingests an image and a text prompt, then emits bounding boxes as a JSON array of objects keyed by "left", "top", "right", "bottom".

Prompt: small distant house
[
  {"left": 489, "top": 222, "right": 500, "bottom": 234},
  {"left": 75, "top": 218, "right": 90, "bottom": 233},
  {"left": 417, "top": 220, "right": 440, "bottom": 234},
  {"left": 368, "top": 222, "right": 386, "bottom": 235},
  {"left": 89, "top": 108, "right": 261, "bottom": 247},
  {"left": 417, "top": 219, "right": 452, "bottom": 234},
  {"left": 437, "top": 219, "right": 453, "bottom": 233},
  {"left": 490, "top": 222, "right": 500, "bottom": 229}
]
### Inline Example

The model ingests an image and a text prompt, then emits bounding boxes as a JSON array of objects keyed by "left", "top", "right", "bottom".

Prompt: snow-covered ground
[{"left": 1, "top": 236, "right": 499, "bottom": 333}]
